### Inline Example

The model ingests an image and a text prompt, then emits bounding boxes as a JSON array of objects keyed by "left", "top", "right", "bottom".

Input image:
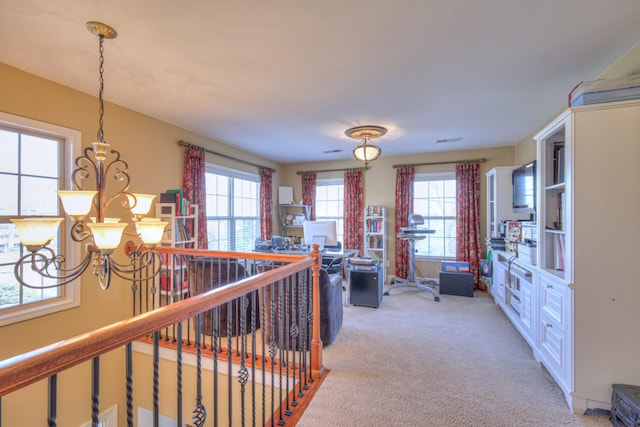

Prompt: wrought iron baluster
[
  {"left": 177, "top": 321, "right": 183, "bottom": 426},
  {"left": 277, "top": 279, "right": 285, "bottom": 426},
  {"left": 290, "top": 273, "right": 299, "bottom": 409},
  {"left": 192, "top": 314, "right": 206, "bottom": 427},
  {"left": 284, "top": 275, "right": 292, "bottom": 418},
  {"left": 153, "top": 331, "right": 159, "bottom": 427},
  {"left": 238, "top": 294, "right": 249, "bottom": 426},
  {"left": 48, "top": 374, "right": 57, "bottom": 427},
  {"left": 91, "top": 357, "right": 99, "bottom": 427},
  {"left": 226, "top": 298, "right": 233, "bottom": 424},
  {"left": 126, "top": 343, "right": 133, "bottom": 427}
]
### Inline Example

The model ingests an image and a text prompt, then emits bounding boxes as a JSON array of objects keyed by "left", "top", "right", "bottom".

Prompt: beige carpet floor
[{"left": 297, "top": 287, "right": 611, "bottom": 427}]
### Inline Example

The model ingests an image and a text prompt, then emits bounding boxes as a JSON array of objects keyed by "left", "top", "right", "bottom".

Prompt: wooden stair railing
[{"left": 0, "top": 246, "right": 325, "bottom": 426}]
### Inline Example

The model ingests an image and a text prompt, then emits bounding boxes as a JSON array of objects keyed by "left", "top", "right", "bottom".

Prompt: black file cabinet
[{"left": 349, "top": 263, "right": 383, "bottom": 308}]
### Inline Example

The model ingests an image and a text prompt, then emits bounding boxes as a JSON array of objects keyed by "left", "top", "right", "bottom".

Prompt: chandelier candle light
[
  {"left": 346, "top": 125, "right": 387, "bottom": 165},
  {"left": 10, "top": 22, "right": 167, "bottom": 290}
]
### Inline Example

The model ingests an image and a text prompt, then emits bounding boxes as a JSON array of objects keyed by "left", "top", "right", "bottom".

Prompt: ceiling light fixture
[
  {"left": 9, "top": 22, "right": 166, "bottom": 290},
  {"left": 345, "top": 125, "right": 387, "bottom": 165}
]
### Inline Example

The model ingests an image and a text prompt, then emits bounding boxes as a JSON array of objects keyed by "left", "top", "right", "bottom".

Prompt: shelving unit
[
  {"left": 364, "top": 205, "right": 386, "bottom": 278},
  {"left": 155, "top": 202, "right": 199, "bottom": 302},
  {"left": 156, "top": 203, "right": 199, "bottom": 248},
  {"left": 276, "top": 204, "right": 311, "bottom": 241},
  {"left": 538, "top": 124, "right": 569, "bottom": 281},
  {"left": 485, "top": 166, "right": 529, "bottom": 239},
  {"left": 533, "top": 100, "right": 640, "bottom": 413}
]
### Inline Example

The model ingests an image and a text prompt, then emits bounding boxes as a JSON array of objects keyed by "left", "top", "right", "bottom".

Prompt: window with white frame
[
  {"left": 0, "top": 112, "right": 81, "bottom": 326},
  {"left": 315, "top": 179, "right": 344, "bottom": 246},
  {"left": 205, "top": 165, "right": 260, "bottom": 251},
  {"left": 413, "top": 172, "right": 457, "bottom": 258}
]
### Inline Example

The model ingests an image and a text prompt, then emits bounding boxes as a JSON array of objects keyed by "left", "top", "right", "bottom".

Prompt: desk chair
[{"left": 322, "top": 242, "right": 342, "bottom": 274}]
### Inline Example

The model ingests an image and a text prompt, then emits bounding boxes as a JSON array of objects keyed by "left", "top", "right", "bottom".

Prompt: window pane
[
  {"left": 21, "top": 176, "right": 59, "bottom": 216},
  {"left": 21, "top": 135, "right": 59, "bottom": 177},
  {"left": 0, "top": 129, "right": 18, "bottom": 174},
  {"left": 413, "top": 176, "right": 456, "bottom": 257},
  {"left": 0, "top": 174, "right": 18, "bottom": 216},
  {"left": 206, "top": 169, "right": 259, "bottom": 251},
  {"left": 315, "top": 183, "right": 344, "bottom": 244}
]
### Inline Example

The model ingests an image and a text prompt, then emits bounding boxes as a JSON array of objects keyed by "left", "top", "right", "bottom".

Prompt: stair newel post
[{"left": 310, "top": 244, "right": 325, "bottom": 377}]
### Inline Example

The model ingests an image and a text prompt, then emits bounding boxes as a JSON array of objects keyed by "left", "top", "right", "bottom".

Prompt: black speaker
[{"left": 612, "top": 384, "right": 640, "bottom": 427}]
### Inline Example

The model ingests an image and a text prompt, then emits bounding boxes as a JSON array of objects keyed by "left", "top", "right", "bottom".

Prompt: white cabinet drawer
[
  {"left": 539, "top": 310, "right": 566, "bottom": 380},
  {"left": 538, "top": 273, "right": 567, "bottom": 329}
]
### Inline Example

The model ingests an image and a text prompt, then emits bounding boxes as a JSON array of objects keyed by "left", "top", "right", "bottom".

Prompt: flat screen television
[{"left": 512, "top": 160, "right": 536, "bottom": 214}]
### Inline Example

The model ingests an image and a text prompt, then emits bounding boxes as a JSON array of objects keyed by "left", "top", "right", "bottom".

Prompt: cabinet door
[
  {"left": 537, "top": 272, "right": 571, "bottom": 390},
  {"left": 491, "top": 259, "right": 507, "bottom": 302},
  {"left": 520, "top": 279, "right": 535, "bottom": 339}
]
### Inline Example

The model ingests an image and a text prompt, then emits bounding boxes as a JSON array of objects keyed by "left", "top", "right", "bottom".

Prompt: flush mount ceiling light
[
  {"left": 8, "top": 22, "right": 167, "bottom": 290},
  {"left": 345, "top": 125, "right": 387, "bottom": 165}
]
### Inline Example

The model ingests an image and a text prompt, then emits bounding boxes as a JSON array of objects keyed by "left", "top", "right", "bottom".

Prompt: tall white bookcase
[
  {"left": 155, "top": 203, "right": 198, "bottom": 302},
  {"left": 364, "top": 205, "right": 386, "bottom": 278}
]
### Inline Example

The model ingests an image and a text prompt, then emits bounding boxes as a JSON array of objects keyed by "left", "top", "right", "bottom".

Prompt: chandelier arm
[
  {"left": 101, "top": 152, "right": 132, "bottom": 213},
  {"left": 70, "top": 221, "right": 94, "bottom": 243},
  {"left": 13, "top": 249, "right": 93, "bottom": 289},
  {"left": 72, "top": 149, "right": 98, "bottom": 191},
  {"left": 95, "top": 254, "right": 111, "bottom": 290}
]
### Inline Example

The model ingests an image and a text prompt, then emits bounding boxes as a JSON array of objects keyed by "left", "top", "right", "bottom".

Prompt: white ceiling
[{"left": 2, "top": 1, "right": 640, "bottom": 164}]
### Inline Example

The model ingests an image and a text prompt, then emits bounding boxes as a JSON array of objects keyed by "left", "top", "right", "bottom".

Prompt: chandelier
[
  {"left": 345, "top": 125, "right": 387, "bottom": 165},
  {"left": 9, "top": 22, "right": 167, "bottom": 290}
]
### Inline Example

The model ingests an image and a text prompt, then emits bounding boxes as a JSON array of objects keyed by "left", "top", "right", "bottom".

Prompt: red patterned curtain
[
  {"left": 301, "top": 172, "right": 317, "bottom": 221},
  {"left": 456, "top": 163, "right": 484, "bottom": 290},
  {"left": 343, "top": 169, "right": 364, "bottom": 255},
  {"left": 182, "top": 147, "right": 208, "bottom": 249},
  {"left": 259, "top": 167, "right": 273, "bottom": 240},
  {"left": 395, "top": 166, "right": 414, "bottom": 279}
]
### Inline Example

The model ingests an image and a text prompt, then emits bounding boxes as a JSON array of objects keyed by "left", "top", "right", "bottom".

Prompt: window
[
  {"left": 413, "top": 173, "right": 457, "bottom": 258},
  {"left": 315, "top": 179, "right": 344, "bottom": 245},
  {"left": 0, "top": 112, "right": 81, "bottom": 326},
  {"left": 205, "top": 165, "right": 260, "bottom": 251}
]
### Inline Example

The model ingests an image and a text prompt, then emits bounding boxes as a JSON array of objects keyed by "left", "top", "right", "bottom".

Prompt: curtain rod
[
  {"left": 296, "top": 166, "right": 368, "bottom": 175},
  {"left": 178, "top": 140, "right": 276, "bottom": 173},
  {"left": 392, "top": 158, "right": 486, "bottom": 168}
]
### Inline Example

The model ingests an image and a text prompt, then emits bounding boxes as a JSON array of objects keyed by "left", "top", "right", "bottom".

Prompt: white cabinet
[
  {"left": 485, "top": 167, "right": 529, "bottom": 239},
  {"left": 537, "top": 271, "right": 571, "bottom": 394},
  {"left": 492, "top": 251, "right": 537, "bottom": 348},
  {"left": 364, "top": 205, "right": 386, "bottom": 278},
  {"left": 534, "top": 100, "right": 640, "bottom": 413}
]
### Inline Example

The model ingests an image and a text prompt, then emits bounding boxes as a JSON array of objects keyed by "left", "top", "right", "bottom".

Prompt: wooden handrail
[{"left": 0, "top": 254, "right": 318, "bottom": 397}]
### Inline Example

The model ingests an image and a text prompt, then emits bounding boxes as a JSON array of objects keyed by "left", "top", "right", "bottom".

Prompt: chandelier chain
[{"left": 98, "top": 35, "right": 105, "bottom": 144}]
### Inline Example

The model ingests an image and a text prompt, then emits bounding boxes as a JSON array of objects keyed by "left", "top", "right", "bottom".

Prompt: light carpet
[{"left": 297, "top": 288, "right": 611, "bottom": 427}]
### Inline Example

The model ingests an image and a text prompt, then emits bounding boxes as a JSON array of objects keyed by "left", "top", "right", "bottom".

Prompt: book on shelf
[
  {"left": 366, "top": 205, "right": 384, "bottom": 216},
  {"left": 553, "top": 234, "right": 565, "bottom": 271},
  {"left": 160, "top": 190, "right": 191, "bottom": 216},
  {"left": 552, "top": 142, "right": 565, "bottom": 185}
]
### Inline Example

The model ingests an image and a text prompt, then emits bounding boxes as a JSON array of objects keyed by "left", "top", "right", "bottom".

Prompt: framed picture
[{"left": 278, "top": 186, "right": 294, "bottom": 204}]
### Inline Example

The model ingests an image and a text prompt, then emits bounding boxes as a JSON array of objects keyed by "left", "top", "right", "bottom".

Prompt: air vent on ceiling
[
  {"left": 323, "top": 149, "right": 343, "bottom": 154},
  {"left": 436, "top": 137, "right": 463, "bottom": 143}
]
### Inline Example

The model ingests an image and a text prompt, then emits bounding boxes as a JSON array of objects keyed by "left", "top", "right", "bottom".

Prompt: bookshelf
[
  {"left": 155, "top": 202, "right": 199, "bottom": 302},
  {"left": 364, "top": 205, "right": 386, "bottom": 279}
]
